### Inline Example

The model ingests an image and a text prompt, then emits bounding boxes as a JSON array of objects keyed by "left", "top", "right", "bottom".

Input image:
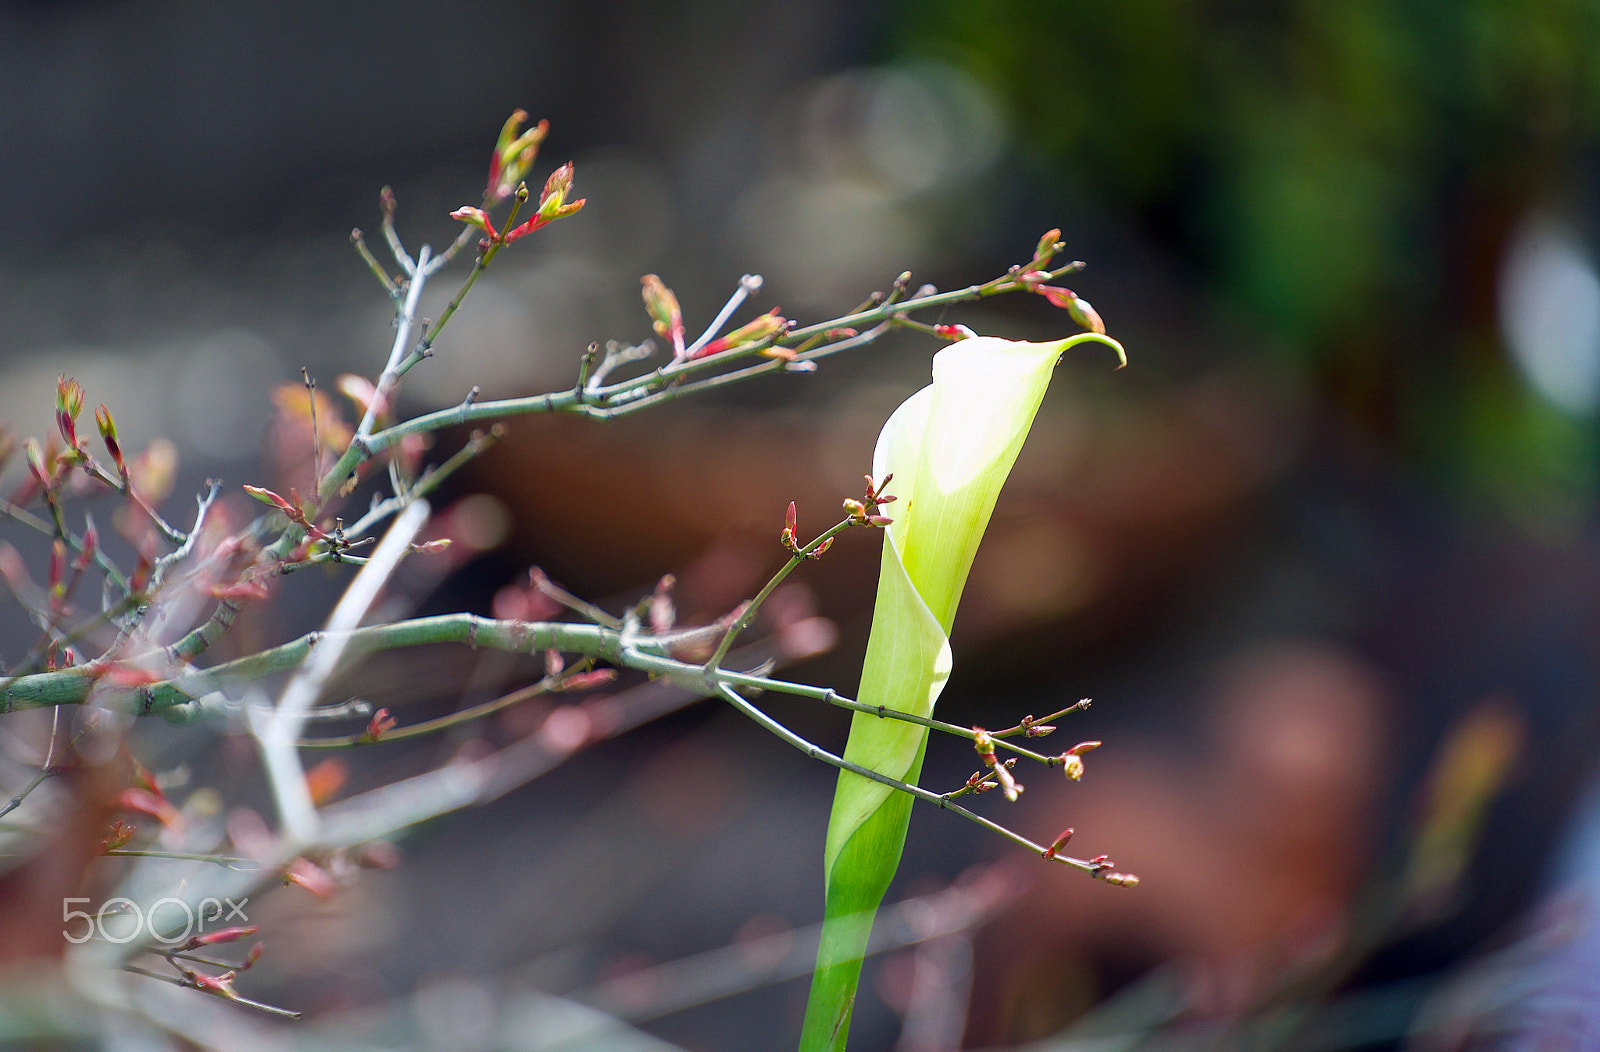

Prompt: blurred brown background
[{"left": 4, "top": 0, "right": 1600, "bottom": 1048}]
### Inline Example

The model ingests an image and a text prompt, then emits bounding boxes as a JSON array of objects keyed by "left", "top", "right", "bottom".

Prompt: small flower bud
[
  {"left": 691, "top": 307, "right": 790, "bottom": 359},
  {"left": 648, "top": 574, "right": 676, "bottom": 633},
  {"left": 1042, "top": 827, "right": 1075, "bottom": 859},
  {"left": 24, "top": 438, "right": 49, "bottom": 490},
  {"left": 556, "top": 668, "right": 618, "bottom": 692},
  {"left": 56, "top": 376, "right": 83, "bottom": 449},
  {"left": 189, "top": 970, "right": 238, "bottom": 998},
  {"left": 75, "top": 522, "right": 97, "bottom": 572},
  {"left": 364, "top": 708, "right": 396, "bottom": 741},
  {"left": 641, "top": 274, "right": 686, "bottom": 359},
  {"left": 449, "top": 206, "right": 496, "bottom": 237},
  {"left": 489, "top": 110, "right": 550, "bottom": 202},
  {"left": 185, "top": 925, "right": 259, "bottom": 949},
  {"left": 1061, "top": 740, "right": 1101, "bottom": 781},
  {"left": 100, "top": 819, "right": 136, "bottom": 852},
  {"left": 1035, "top": 228, "right": 1062, "bottom": 261}
]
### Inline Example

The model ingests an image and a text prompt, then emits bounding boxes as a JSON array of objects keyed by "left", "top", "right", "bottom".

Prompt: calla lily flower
[{"left": 800, "top": 331, "right": 1124, "bottom": 1050}]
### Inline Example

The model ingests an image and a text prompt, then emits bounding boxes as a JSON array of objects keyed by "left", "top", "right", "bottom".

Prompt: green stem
[
  {"left": 702, "top": 519, "right": 854, "bottom": 677},
  {"left": 296, "top": 677, "right": 554, "bottom": 748},
  {"left": 0, "top": 615, "right": 615, "bottom": 718}
]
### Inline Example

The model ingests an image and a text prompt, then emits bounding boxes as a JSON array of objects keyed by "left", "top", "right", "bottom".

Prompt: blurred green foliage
[{"left": 887, "top": 0, "right": 1600, "bottom": 525}]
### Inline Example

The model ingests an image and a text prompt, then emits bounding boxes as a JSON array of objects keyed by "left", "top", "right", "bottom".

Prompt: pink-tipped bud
[
  {"left": 186, "top": 925, "right": 260, "bottom": 949},
  {"left": 1042, "top": 827, "right": 1075, "bottom": 859},
  {"left": 994, "top": 761, "right": 1022, "bottom": 802},
  {"left": 1034, "top": 284, "right": 1106, "bottom": 335},
  {"left": 537, "top": 162, "right": 574, "bottom": 215},
  {"left": 691, "top": 307, "right": 790, "bottom": 359},
  {"left": 489, "top": 111, "right": 550, "bottom": 202},
  {"left": 100, "top": 818, "right": 136, "bottom": 852},
  {"left": 557, "top": 668, "right": 618, "bottom": 692},
  {"left": 1021, "top": 715, "right": 1056, "bottom": 737},
  {"left": 1034, "top": 228, "right": 1062, "bottom": 267},
  {"left": 648, "top": 574, "right": 676, "bottom": 633},
  {"left": 189, "top": 970, "right": 238, "bottom": 998},
  {"left": 781, "top": 501, "right": 800, "bottom": 551},
  {"left": 128, "top": 552, "right": 152, "bottom": 595},
  {"left": 364, "top": 708, "right": 396, "bottom": 741},
  {"left": 284, "top": 857, "right": 338, "bottom": 900},
  {"left": 448, "top": 206, "right": 497, "bottom": 238},
  {"left": 243, "top": 942, "right": 265, "bottom": 969},
  {"left": 56, "top": 376, "right": 83, "bottom": 449},
  {"left": 641, "top": 274, "right": 686, "bottom": 358},
  {"left": 116, "top": 786, "right": 180, "bottom": 826},
  {"left": 75, "top": 523, "right": 97, "bottom": 572},
  {"left": 24, "top": 439, "right": 49, "bottom": 490},
  {"left": 1062, "top": 740, "right": 1100, "bottom": 782}
]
